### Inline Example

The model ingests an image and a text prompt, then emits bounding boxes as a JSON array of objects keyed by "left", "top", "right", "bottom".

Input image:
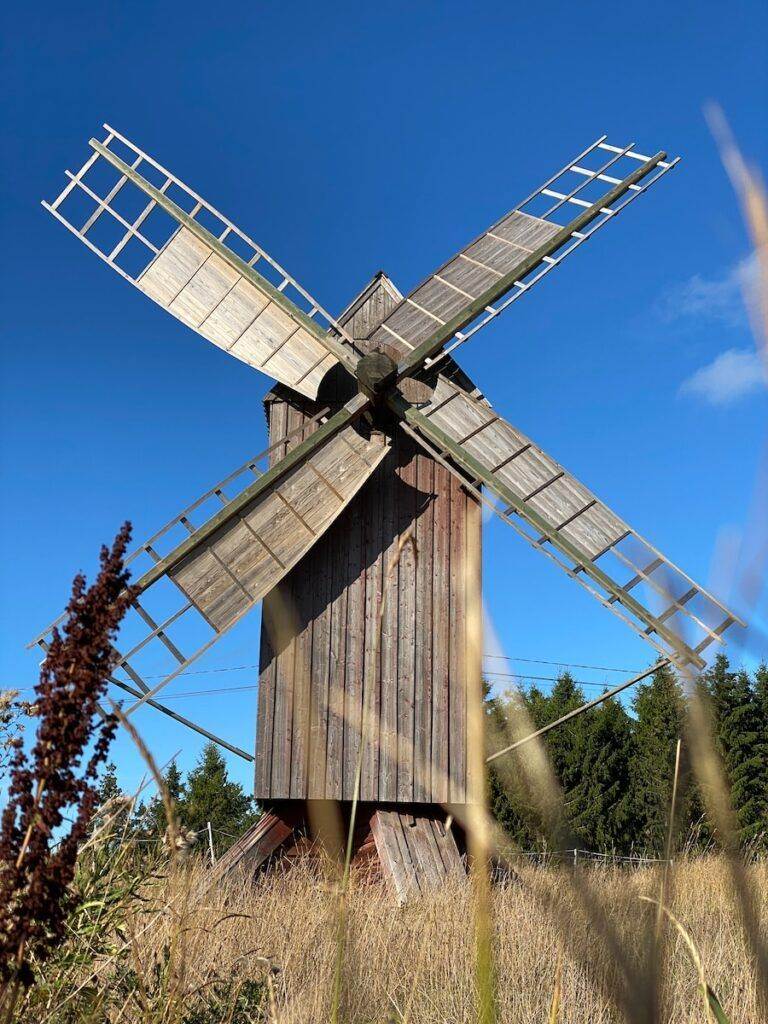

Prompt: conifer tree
[
  {"left": 755, "top": 662, "right": 768, "bottom": 724},
  {"left": 484, "top": 682, "right": 540, "bottom": 847},
  {"left": 182, "top": 742, "right": 257, "bottom": 854},
  {"left": 542, "top": 673, "right": 585, "bottom": 795},
  {"left": 524, "top": 685, "right": 551, "bottom": 731},
  {"left": 133, "top": 759, "right": 187, "bottom": 841},
  {"left": 568, "top": 697, "right": 635, "bottom": 853},
  {"left": 96, "top": 761, "right": 121, "bottom": 805},
  {"left": 88, "top": 761, "right": 126, "bottom": 839},
  {"left": 483, "top": 653, "right": 768, "bottom": 855},
  {"left": 706, "top": 654, "right": 768, "bottom": 846},
  {"left": 630, "top": 664, "right": 688, "bottom": 855}
]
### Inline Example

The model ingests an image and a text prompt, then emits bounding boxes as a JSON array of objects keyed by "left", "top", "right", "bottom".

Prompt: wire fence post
[
  {"left": 573, "top": 848, "right": 578, "bottom": 869},
  {"left": 207, "top": 821, "right": 216, "bottom": 865}
]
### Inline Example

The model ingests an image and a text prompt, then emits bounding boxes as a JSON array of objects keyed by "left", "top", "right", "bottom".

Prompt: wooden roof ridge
[
  {"left": 335, "top": 269, "right": 405, "bottom": 331},
  {"left": 262, "top": 272, "right": 404, "bottom": 413}
]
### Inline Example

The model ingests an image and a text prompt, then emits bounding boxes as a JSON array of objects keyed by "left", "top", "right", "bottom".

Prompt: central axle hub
[{"left": 356, "top": 349, "right": 398, "bottom": 402}]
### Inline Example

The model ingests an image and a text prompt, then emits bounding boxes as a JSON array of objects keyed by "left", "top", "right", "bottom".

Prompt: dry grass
[{"left": 22, "top": 854, "right": 763, "bottom": 1024}]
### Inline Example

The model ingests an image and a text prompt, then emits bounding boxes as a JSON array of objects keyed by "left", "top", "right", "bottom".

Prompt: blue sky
[{"left": 2, "top": 1, "right": 766, "bottom": 795}]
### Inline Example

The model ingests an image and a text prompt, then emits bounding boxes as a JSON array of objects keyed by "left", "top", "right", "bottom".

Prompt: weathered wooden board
[
  {"left": 336, "top": 270, "right": 403, "bottom": 341},
  {"left": 371, "top": 808, "right": 465, "bottom": 903},
  {"left": 209, "top": 809, "right": 295, "bottom": 881},
  {"left": 255, "top": 275, "right": 482, "bottom": 804},
  {"left": 421, "top": 376, "right": 625, "bottom": 559},
  {"left": 171, "top": 419, "right": 388, "bottom": 632},
  {"left": 366, "top": 211, "right": 560, "bottom": 356},
  {"left": 140, "top": 227, "right": 337, "bottom": 398}
]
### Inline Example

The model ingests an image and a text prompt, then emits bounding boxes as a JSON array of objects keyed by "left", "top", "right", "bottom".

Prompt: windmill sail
[
  {"left": 369, "top": 137, "right": 679, "bottom": 376},
  {"left": 43, "top": 125, "right": 359, "bottom": 399},
  {"left": 393, "top": 376, "right": 742, "bottom": 670},
  {"left": 30, "top": 394, "right": 388, "bottom": 714}
]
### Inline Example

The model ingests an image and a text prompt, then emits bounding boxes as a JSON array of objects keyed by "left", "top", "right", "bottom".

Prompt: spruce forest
[{"left": 487, "top": 654, "right": 768, "bottom": 856}]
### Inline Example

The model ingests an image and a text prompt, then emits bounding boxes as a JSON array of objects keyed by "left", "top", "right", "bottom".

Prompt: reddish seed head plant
[{"left": 0, "top": 524, "right": 134, "bottom": 1003}]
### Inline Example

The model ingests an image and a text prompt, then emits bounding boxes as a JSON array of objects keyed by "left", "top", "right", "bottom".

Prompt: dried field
[{"left": 23, "top": 854, "right": 765, "bottom": 1024}]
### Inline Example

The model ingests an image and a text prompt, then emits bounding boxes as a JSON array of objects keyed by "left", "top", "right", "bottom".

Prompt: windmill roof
[{"left": 335, "top": 270, "right": 404, "bottom": 331}]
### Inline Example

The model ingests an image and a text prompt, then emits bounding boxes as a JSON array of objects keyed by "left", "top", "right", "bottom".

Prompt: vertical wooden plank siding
[
  {"left": 325, "top": 501, "right": 347, "bottom": 800},
  {"left": 396, "top": 440, "right": 417, "bottom": 802},
  {"left": 431, "top": 458, "right": 451, "bottom": 803},
  {"left": 378, "top": 442, "right": 399, "bottom": 803},
  {"left": 289, "top": 410, "right": 315, "bottom": 798},
  {"left": 360, "top": 472, "right": 384, "bottom": 798},
  {"left": 254, "top": 274, "right": 481, "bottom": 804},
  {"left": 464, "top": 481, "right": 483, "bottom": 804},
  {"left": 414, "top": 454, "right": 434, "bottom": 803},
  {"left": 342, "top": 507, "right": 365, "bottom": 799},
  {"left": 451, "top": 472, "right": 472, "bottom": 803},
  {"left": 307, "top": 518, "right": 332, "bottom": 799},
  {"left": 254, "top": 396, "right": 287, "bottom": 797}
]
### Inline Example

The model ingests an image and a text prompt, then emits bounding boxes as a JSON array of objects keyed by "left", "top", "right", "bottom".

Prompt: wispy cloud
[
  {"left": 679, "top": 347, "right": 767, "bottom": 406},
  {"left": 657, "top": 253, "right": 759, "bottom": 328}
]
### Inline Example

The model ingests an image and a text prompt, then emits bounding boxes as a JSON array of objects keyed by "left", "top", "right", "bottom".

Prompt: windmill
[{"left": 33, "top": 125, "right": 742, "bottom": 900}]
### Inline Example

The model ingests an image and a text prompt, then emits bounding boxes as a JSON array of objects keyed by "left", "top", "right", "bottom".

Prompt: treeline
[
  {"left": 94, "top": 742, "right": 258, "bottom": 856},
  {"left": 486, "top": 654, "right": 768, "bottom": 856}
]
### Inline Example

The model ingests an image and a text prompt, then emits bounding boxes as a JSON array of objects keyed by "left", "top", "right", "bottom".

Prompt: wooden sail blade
[
  {"left": 391, "top": 377, "right": 742, "bottom": 670},
  {"left": 366, "top": 136, "right": 678, "bottom": 380},
  {"left": 30, "top": 394, "right": 386, "bottom": 716},
  {"left": 42, "top": 125, "right": 360, "bottom": 398}
]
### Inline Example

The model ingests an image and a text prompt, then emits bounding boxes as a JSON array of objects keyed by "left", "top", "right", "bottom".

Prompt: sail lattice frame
[
  {"left": 397, "top": 376, "right": 742, "bottom": 670},
  {"left": 43, "top": 124, "right": 359, "bottom": 398},
  {"left": 30, "top": 400, "right": 389, "bottom": 720},
  {"left": 369, "top": 136, "right": 679, "bottom": 372}
]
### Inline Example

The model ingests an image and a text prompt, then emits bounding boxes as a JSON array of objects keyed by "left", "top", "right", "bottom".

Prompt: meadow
[{"left": 11, "top": 847, "right": 767, "bottom": 1024}]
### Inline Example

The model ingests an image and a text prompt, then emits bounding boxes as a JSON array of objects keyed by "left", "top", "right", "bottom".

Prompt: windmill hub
[{"left": 355, "top": 348, "right": 398, "bottom": 401}]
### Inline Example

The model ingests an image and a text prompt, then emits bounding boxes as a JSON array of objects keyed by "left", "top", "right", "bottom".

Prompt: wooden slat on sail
[
  {"left": 371, "top": 212, "right": 561, "bottom": 358},
  {"left": 367, "top": 137, "right": 679, "bottom": 374},
  {"left": 137, "top": 226, "right": 338, "bottom": 399},
  {"left": 30, "top": 397, "right": 388, "bottom": 715},
  {"left": 43, "top": 125, "right": 359, "bottom": 399},
  {"left": 396, "top": 376, "right": 742, "bottom": 669},
  {"left": 169, "top": 419, "right": 386, "bottom": 631}
]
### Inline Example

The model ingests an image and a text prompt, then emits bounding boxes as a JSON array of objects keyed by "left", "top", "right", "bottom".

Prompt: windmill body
[
  {"left": 33, "top": 126, "right": 744, "bottom": 900},
  {"left": 256, "top": 273, "right": 481, "bottom": 808}
]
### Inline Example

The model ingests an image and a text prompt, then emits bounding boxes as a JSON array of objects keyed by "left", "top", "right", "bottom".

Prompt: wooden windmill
[{"left": 34, "top": 126, "right": 742, "bottom": 899}]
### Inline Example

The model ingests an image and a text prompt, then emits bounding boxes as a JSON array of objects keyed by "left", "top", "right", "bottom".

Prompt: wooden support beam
[
  {"left": 108, "top": 676, "right": 255, "bottom": 762},
  {"left": 486, "top": 661, "right": 668, "bottom": 764}
]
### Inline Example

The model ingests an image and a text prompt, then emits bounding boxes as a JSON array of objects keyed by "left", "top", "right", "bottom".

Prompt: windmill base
[{"left": 212, "top": 801, "right": 467, "bottom": 902}]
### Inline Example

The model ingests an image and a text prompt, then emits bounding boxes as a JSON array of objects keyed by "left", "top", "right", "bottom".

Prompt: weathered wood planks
[
  {"left": 366, "top": 212, "right": 560, "bottom": 357},
  {"left": 255, "top": 274, "right": 482, "bottom": 804},
  {"left": 420, "top": 375, "right": 626, "bottom": 559},
  {"left": 170, "top": 418, "right": 388, "bottom": 632},
  {"left": 209, "top": 808, "right": 295, "bottom": 881},
  {"left": 371, "top": 807, "right": 465, "bottom": 903},
  {"left": 140, "top": 226, "right": 338, "bottom": 399}
]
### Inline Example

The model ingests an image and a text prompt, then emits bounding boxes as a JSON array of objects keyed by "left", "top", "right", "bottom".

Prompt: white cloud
[
  {"left": 657, "top": 253, "right": 759, "bottom": 328},
  {"left": 679, "top": 347, "right": 767, "bottom": 406}
]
